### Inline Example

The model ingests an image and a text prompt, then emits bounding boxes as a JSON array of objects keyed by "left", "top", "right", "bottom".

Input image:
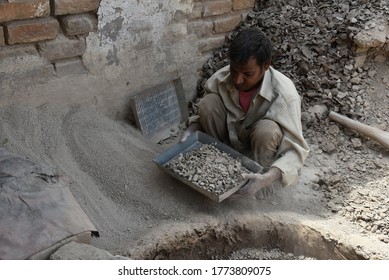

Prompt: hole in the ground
[{"left": 127, "top": 215, "right": 365, "bottom": 260}]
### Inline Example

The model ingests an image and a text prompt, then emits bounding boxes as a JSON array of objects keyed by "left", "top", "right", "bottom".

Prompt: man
[{"left": 181, "top": 27, "right": 309, "bottom": 198}]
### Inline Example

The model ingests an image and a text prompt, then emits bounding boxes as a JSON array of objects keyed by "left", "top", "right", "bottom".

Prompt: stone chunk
[
  {"left": 59, "top": 13, "right": 98, "bottom": 36},
  {"left": 4, "top": 17, "right": 59, "bottom": 45},
  {"left": 353, "top": 22, "right": 387, "bottom": 50},
  {"left": 351, "top": 138, "right": 363, "bottom": 149},
  {"left": 308, "top": 104, "right": 328, "bottom": 120}
]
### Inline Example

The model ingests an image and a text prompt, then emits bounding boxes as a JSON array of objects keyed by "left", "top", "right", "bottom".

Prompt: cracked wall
[{"left": 0, "top": 0, "right": 255, "bottom": 119}]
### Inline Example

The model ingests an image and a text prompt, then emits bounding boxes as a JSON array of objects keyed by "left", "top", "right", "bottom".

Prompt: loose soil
[
  {"left": 0, "top": 0, "right": 388, "bottom": 260},
  {"left": 224, "top": 248, "right": 316, "bottom": 260}
]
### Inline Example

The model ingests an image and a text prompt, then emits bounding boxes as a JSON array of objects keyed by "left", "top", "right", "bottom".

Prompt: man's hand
[
  {"left": 238, "top": 167, "right": 282, "bottom": 198},
  {"left": 180, "top": 123, "right": 201, "bottom": 142},
  {"left": 238, "top": 173, "right": 270, "bottom": 196}
]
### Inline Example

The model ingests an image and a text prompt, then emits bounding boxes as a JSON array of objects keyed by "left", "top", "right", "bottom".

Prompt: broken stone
[
  {"left": 194, "top": 0, "right": 389, "bottom": 242},
  {"left": 166, "top": 144, "right": 252, "bottom": 196},
  {"left": 351, "top": 138, "right": 363, "bottom": 149},
  {"left": 322, "top": 142, "right": 337, "bottom": 153}
]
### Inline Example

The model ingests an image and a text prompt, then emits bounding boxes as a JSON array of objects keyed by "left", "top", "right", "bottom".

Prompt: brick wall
[
  {"left": 0, "top": 0, "right": 255, "bottom": 80},
  {"left": 0, "top": 0, "right": 99, "bottom": 76},
  {"left": 188, "top": 0, "right": 256, "bottom": 53},
  {"left": 0, "top": 0, "right": 257, "bottom": 118}
]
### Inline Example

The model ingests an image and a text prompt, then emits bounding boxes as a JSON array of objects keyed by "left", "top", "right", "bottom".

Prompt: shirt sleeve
[
  {"left": 187, "top": 66, "right": 228, "bottom": 127},
  {"left": 266, "top": 95, "right": 310, "bottom": 187}
]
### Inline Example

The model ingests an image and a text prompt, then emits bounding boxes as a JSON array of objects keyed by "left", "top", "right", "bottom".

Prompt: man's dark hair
[{"left": 228, "top": 28, "right": 273, "bottom": 66}]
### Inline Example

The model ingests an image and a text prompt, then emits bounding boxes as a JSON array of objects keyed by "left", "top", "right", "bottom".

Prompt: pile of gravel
[
  {"left": 224, "top": 247, "right": 316, "bottom": 260},
  {"left": 198, "top": 0, "right": 389, "bottom": 123},
  {"left": 166, "top": 144, "right": 250, "bottom": 195}
]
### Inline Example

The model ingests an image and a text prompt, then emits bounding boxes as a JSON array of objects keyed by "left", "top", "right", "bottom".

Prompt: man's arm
[{"left": 180, "top": 122, "right": 201, "bottom": 142}]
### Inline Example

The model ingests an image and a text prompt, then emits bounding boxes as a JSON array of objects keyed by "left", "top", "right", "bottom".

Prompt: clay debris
[
  {"left": 198, "top": 0, "right": 389, "bottom": 124},
  {"left": 165, "top": 144, "right": 251, "bottom": 195},
  {"left": 196, "top": 0, "right": 389, "bottom": 245},
  {"left": 322, "top": 174, "right": 389, "bottom": 243}
]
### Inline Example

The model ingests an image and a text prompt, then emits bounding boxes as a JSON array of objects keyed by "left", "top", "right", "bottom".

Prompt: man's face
[{"left": 230, "top": 57, "right": 270, "bottom": 92}]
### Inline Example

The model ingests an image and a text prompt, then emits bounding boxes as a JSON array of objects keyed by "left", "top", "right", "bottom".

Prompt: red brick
[
  {"left": 203, "top": 1, "right": 232, "bottom": 17},
  {"left": 0, "top": 26, "right": 4, "bottom": 46},
  {"left": 0, "top": 0, "right": 49, "bottom": 23},
  {"left": 0, "top": 44, "right": 38, "bottom": 60},
  {"left": 189, "top": 3, "right": 202, "bottom": 19},
  {"left": 232, "top": 0, "right": 255, "bottom": 11},
  {"left": 38, "top": 34, "right": 86, "bottom": 61},
  {"left": 59, "top": 13, "right": 97, "bottom": 36},
  {"left": 188, "top": 20, "right": 213, "bottom": 38},
  {"left": 213, "top": 14, "right": 241, "bottom": 33},
  {"left": 198, "top": 34, "right": 226, "bottom": 52},
  {"left": 54, "top": 0, "right": 100, "bottom": 16},
  {"left": 5, "top": 17, "right": 59, "bottom": 45}
]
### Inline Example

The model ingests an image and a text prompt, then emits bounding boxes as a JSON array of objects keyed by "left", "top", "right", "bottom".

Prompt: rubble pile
[
  {"left": 197, "top": 0, "right": 389, "bottom": 244},
  {"left": 197, "top": 0, "right": 388, "bottom": 166},
  {"left": 341, "top": 184, "right": 389, "bottom": 243},
  {"left": 198, "top": 0, "right": 388, "bottom": 123},
  {"left": 318, "top": 169, "right": 389, "bottom": 243}
]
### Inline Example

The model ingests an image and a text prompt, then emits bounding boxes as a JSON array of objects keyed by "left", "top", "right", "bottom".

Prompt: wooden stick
[{"left": 328, "top": 111, "right": 389, "bottom": 150}]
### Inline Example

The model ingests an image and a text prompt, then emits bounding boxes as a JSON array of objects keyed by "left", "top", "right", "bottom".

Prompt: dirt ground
[
  {"left": 1, "top": 0, "right": 388, "bottom": 259},
  {"left": 0, "top": 61, "right": 387, "bottom": 260}
]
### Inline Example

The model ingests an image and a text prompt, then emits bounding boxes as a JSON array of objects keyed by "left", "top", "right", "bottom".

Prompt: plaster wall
[{"left": 84, "top": 0, "right": 203, "bottom": 118}]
